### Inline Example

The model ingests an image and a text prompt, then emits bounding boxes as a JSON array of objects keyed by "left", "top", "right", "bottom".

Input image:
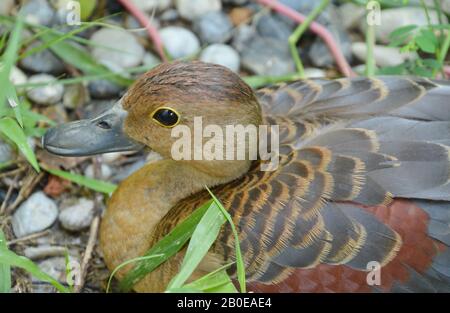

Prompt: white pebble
[
  {"left": 160, "top": 26, "right": 200, "bottom": 59},
  {"left": 352, "top": 42, "right": 417, "bottom": 67},
  {"left": 59, "top": 198, "right": 95, "bottom": 232},
  {"left": 12, "top": 192, "right": 58, "bottom": 238},
  {"left": 175, "top": 0, "right": 221, "bottom": 21},
  {"left": 27, "top": 74, "right": 63, "bottom": 105},
  {"left": 200, "top": 44, "right": 240, "bottom": 72}
]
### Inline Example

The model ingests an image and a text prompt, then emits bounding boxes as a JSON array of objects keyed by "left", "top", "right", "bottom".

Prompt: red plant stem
[
  {"left": 257, "top": 0, "right": 355, "bottom": 77},
  {"left": 117, "top": 0, "right": 167, "bottom": 62}
]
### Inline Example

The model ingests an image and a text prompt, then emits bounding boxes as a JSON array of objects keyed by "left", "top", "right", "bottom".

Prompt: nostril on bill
[{"left": 96, "top": 120, "right": 112, "bottom": 129}]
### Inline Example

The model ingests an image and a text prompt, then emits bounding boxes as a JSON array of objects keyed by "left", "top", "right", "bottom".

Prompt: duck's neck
[{"left": 99, "top": 158, "right": 249, "bottom": 273}]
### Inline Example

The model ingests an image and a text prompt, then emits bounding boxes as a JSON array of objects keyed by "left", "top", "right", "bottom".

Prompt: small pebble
[
  {"left": 0, "top": 139, "right": 13, "bottom": 164},
  {"left": 12, "top": 191, "right": 58, "bottom": 238},
  {"left": 20, "top": 0, "right": 55, "bottom": 26},
  {"left": 193, "top": 11, "right": 233, "bottom": 44},
  {"left": 160, "top": 9, "right": 179, "bottom": 22},
  {"left": 23, "top": 246, "right": 67, "bottom": 260},
  {"left": 338, "top": 3, "right": 366, "bottom": 30},
  {"left": 84, "top": 163, "right": 113, "bottom": 180},
  {"left": 229, "top": 7, "right": 252, "bottom": 26},
  {"left": 160, "top": 26, "right": 200, "bottom": 59},
  {"left": 27, "top": 74, "right": 64, "bottom": 105},
  {"left": 20, "top": 41, "right": 65, "bottom": 75},
  {"left": 175, "top": 0, "right": 221, "bottom": 21},
  {"left": 200, "top": 44, "right": 240, "bottom": 72},
  {"left": 9, "top": 66, "right": 27, "bottom": 86},
  {"left": 88, "top": 79, "right": 123, "bottom": 99},
  {"left": 304, "top": 68, "right": 327, "bottom": 78},
  {"left": 130, "top": 0, "right": 172, "bottom": 12},
  {"left": 90, "top": 28, "right": 145, "bottom": 69},
  {"left": 143, "top": 52, "right": 161, "bottom": 68},
  {"left": 352, "top": 42, "right": 417, "bottom": 68},
  {"left": 256, "top": 13, "right": 293, "bottom": 42},
  {"left": 63, "top": 83, "right": 90, "bottom": 109},
  {"left": 34, "top": 257, "right": 67, "bottom": 284},
  {"left": 101, "top": 152, "right": 124, "bottom": 164},
  {"left": 59, "top": 198, "right": 95, "bottom": 232}
]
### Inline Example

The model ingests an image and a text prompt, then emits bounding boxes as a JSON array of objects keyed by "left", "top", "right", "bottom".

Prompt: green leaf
[
  {"left": 45, "top": 168, "right": 117, "bottom": 194},
  {"left": 389, "top": 25, "right": 417, "bottom": 41},
  {"left": 0, "top": 230, "right": 11, "bottom": 293},
  {"left": 77, "top": 0, "right": 97, "bottom": 21},
  {"left": 415, "top": 30, "right": 438, "bottom": 53},
  {"left": 167, "top": 201, "right": 226, "bottom": 290},
  {"left": 0, "top": 117, "right": 39, "bottom": 172},
  {"left": 0, "top": 245, "right": 69, "bottom": 293},
  {"left": 119, "top": 200, "right": 213, "bottom": 291}
]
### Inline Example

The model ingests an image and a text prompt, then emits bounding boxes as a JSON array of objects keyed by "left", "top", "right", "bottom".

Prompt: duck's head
[{"left": 43, "top": 61, "right": 262, "bottom": 175}]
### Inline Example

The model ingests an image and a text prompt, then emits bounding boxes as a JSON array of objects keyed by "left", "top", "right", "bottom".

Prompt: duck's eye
[{"left": 151, "top": 107, "right": 180, "bottom": 128}]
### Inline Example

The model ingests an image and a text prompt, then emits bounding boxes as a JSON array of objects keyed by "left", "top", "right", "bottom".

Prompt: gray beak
[{"left": 42, "top": 100, "right": 143, "bottom": 157}]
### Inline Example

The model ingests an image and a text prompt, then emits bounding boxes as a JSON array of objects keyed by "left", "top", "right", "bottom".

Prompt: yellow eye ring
[{"left": 150, "top": 106, "right": 181, "bottom": 128}]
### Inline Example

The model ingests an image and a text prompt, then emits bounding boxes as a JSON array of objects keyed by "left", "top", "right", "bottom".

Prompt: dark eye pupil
[{"left": 153, "top": 109, "right": 179, "bottom": 126}]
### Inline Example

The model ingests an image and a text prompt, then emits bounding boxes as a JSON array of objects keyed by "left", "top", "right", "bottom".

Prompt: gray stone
[
  {"left": 200, "top": 44, "right": 240, "bottom": 72},
  {"left": 33, "top": 257, "right": 66, "bottom": 284},
  {"left": 143, "top": 52, "right": 161, "bottom": 68},
  {"left": 27, "top": 74, "right": 64, "bottom": 105},
  {"left": 304, "top": 68, "right": 326, "bottom": 78},
  {"left": 63, "top": 83, "right": 90, "bottom": 109},
  {"left": 59, "top": 198, "right": 95, "bottom": 232},
  {"left": 88, "top": 79, "right": 123, "bottom": 99},
  {"left": 351, "top": 42, "right": 418, "bottom": 68},
  {"left": 236, "top": 29, "right": 295, "bottom": 75},
  {"left": 129, "top": 0, "right": 172, "bottom": 12},
  {"left": 0, "top": 139, "right": 13, "bottom": 164},
  {"left": 231, "top": 24, "right": 257, "bottom": 52},
  {"left": 90, "top": 28, "right": 145, "bottom": 69},
  {"left": 256, "top": 13, "right": 293, "bottom": 42},
  {"left": 20, "top": 0, "right": 55, "bottom": 26},
  {"left": 222, "top": 0, "right": 248, "bottom": 4},
  {"left": 160, "top": 9, "right": 179, "bottom": 22},
  {"left": 20, "top": 41, "right": 65, "bottom": 75},
  {"left": 193, "top": 11, "right": 233, "bottom": 44},
  {"left": 175, "top": 0, "right": 221, "bottom": 21},
  {"left": 24, "top": 246, "right": 67, "bottom": 260},
  {"left": 9, "top": 66, "right": 27, "bottom": 86},
  {"left": 12, "top": 192, "right": 58, "bottom": 238},
  {"left": 338, "top": 3, "right": 366, "bottom": 30},
  {"left": 160, "top": 26, "right": 200, "bottom": 59}
]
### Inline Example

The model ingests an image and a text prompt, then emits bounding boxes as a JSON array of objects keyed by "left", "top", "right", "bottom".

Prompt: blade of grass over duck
[
  {"left": 166, "top": 201, "right": 226, "bottom": 290},
  {"left": 45, "top": 168, "right": 117, "bottom": 194},
  {"left": 206, "top": 187, "right": 246, "bottom": 293},
  {"left": 169, "top": 263, "right": 238, "bottom": 293},
  {"left": 119, "top": 200, "right": 214, "bottom": 291},
  {"left": 0, "top": 230, "right": 11, "bottom": 293}
]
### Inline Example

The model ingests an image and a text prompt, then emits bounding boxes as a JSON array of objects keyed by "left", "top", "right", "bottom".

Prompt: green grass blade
[
  {"left": 106, "top": 254, "right": 164, "bottom": 293},
  {"left": 0, "top": 117, "right": 39, "bottom": 172},
  {"left": 37, "top": 32, "right": 133, "bottom": 87},
  {"left": 167, "top": 201, "right": 226, "bottom": 290},
  {"left": 0, "top": 18, "right": 23, "bottom": 126},
  {"left": 0, "top": 246, "right": 70, "bottom": 293},
  {"left": 119, "top": 200, "right": 213, "bottom": 291},
  {"left": 206, "top": 187, "right": 246, "bottom": 293},
  {"left": 177, "top": 264, "right": 237, "bottom": 293},
  {"left": 45, "top": 168, "right": 117, "bottom": 194},
  {"left": 0, "top": 230, "right": 11, "bottom": 293}
]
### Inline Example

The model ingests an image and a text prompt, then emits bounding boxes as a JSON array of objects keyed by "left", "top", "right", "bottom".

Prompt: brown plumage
[{"left": 44, "top": 61, "right": 450, "bottom": 292}]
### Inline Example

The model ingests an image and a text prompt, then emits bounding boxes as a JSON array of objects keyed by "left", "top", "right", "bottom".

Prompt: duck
[{"left": 43, "top": 61, "right": 450, "bottom": 292}]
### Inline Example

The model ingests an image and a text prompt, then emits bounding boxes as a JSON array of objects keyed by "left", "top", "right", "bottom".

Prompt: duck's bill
[{"left": 42, "top": 100, "right": 143, "bottom": 157}]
